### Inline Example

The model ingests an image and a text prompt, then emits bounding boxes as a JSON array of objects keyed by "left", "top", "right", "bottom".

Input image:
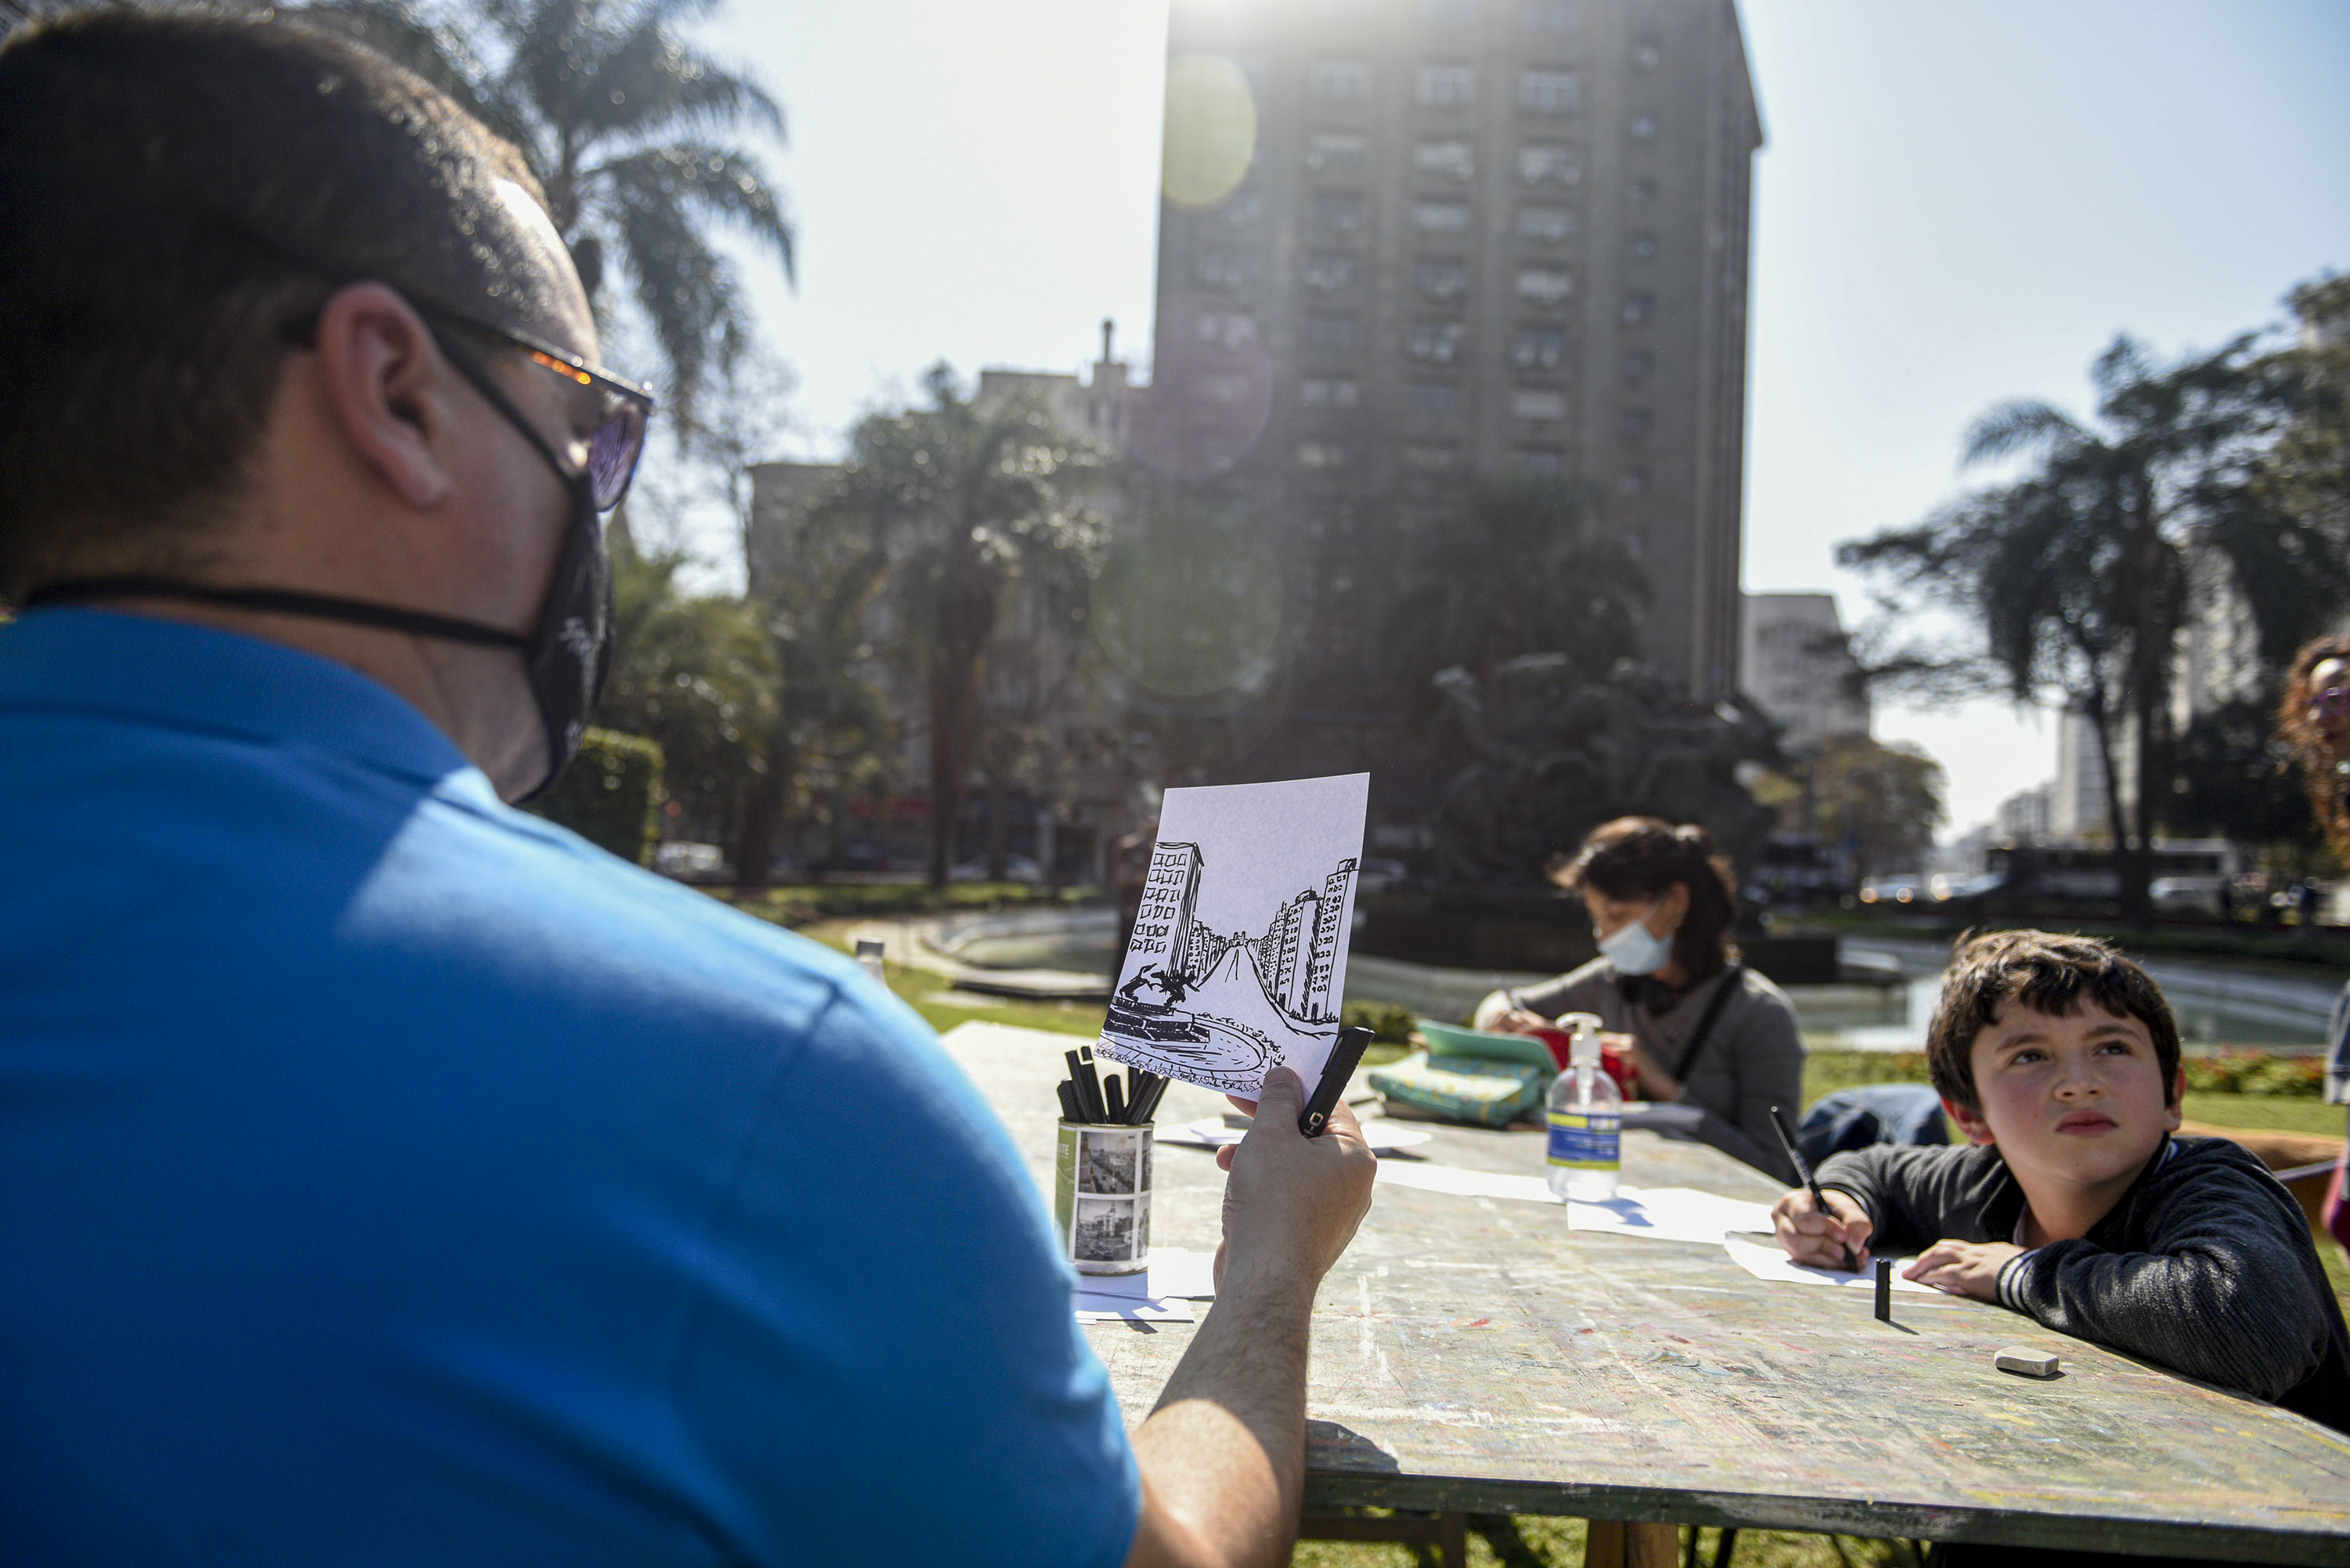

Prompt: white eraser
[{"left": 1994, "top": 1346, "right": 2062, "bottom": 1378}]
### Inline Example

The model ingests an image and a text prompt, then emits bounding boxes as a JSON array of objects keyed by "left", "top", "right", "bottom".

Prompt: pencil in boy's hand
[{"left": 1770, "top": 1104, "right": 1860, "bottom": 1274}]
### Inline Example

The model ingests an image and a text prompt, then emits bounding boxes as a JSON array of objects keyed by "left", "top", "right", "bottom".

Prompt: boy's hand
[
  {"left": 1771, "top": 1187, "right": 1873, "bottom": 1269},
  {"left": 1904, "top": 1239, "right": 2023, "bottom": 1301}
]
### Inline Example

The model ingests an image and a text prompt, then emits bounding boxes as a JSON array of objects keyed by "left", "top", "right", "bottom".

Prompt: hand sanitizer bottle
[{"left": 1546, "top": 1013, "right": 1621, "bottom": 1201}]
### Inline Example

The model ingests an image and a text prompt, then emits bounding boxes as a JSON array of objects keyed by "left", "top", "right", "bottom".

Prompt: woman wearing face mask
[{"left": 1471, "top": 816, "right": 1806, "bottom": 1184}]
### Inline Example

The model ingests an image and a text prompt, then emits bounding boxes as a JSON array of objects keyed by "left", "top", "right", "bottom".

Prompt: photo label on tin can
[{"left": 1074, "top": 1195, "right": 1141, "bottom": 1263}]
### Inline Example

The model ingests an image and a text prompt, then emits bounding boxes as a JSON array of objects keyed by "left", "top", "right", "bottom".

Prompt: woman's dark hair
[
  {"left": 2279, "top": 631, "right": 2350, "bottom": 860},
  {"left": 1550, "top": 817, "right": 1737, "bottom": 981},
  {"left": 0, "top": 9, "right": 553, "bottom": 600}
]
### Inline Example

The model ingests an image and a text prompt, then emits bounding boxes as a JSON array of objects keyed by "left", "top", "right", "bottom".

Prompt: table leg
[{"left": 1587, "top": 1519, "right": 1680, "bottom": 1568}]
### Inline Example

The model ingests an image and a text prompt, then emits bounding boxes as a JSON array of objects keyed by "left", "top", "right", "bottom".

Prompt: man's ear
[
  {"left": 1943, "top": 1096, "right": 1997, "bottom": 1147},
  {"left": 310, "top": 281, "right": 459, "bottom": 511}
]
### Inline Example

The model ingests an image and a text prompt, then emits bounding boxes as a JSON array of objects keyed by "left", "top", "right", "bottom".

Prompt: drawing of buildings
[
  {"left": 1301, "top": 857, "right": 1357, "bottom": 1021},
  {"left": 1133, "top": 842, "right": 1205, "bottom": 976}
]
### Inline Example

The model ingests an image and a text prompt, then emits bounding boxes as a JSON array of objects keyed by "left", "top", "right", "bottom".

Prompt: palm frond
[
  {"left": 595, "top": 141, "right": 794, "bottom": 281},
  {"left": 604, "top": 164, "right": 746, "bottom": 432},
  {"left": 589, "top": 8, "right": 783, "bottom": 144},
  {"left": 1961, "top": 399, "right": 2084, "bottom": 467}
]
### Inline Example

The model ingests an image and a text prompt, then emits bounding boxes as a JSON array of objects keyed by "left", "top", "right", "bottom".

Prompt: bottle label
[{"left": 1546, "top": 1110, "right": 1621, "bottom": 1169}]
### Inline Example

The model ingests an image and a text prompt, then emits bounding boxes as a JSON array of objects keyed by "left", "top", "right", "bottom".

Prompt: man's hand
[
  {"left": 1771, "top": 1186, "right": 1873, "bottom": 1270},
  {"left": 1904, "top": 1238, "right": 2023, "bottom": 1301},
  {"left": 1212, "top": 1068, "right": 1376, "bottom": 1295}
]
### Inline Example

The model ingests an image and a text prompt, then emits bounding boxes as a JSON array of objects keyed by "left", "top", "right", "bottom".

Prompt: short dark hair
[
  {"left": 1552, "top": 816, "right": 1739, "bottom": 981},
  {"left": 0, "top": 9, "right": 556, "bottom": 599},
  {"left": 1925, "top": 930, "right": 2182, "bottom": 1111}
]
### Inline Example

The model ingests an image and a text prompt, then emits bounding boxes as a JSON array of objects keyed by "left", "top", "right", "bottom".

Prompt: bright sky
[{"left": 683, "top": 0, "right": 2350, "bottom": 836}]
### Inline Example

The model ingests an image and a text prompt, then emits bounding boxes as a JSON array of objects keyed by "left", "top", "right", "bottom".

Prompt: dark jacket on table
[
  {"left": 1817, "top": 1136, "right": 2350, "bottom": 1435},
  {"left": 1512, "top": 958, "right": 1805, "bottom": 1184}
]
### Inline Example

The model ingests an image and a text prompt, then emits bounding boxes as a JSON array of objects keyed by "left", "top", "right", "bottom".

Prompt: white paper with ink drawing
[{"left": 1097, "top": 773, "right": 1369, "bottom": 1096}]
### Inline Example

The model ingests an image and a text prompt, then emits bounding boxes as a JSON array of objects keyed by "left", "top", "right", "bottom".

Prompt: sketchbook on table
[{"left": 1097, "top": 773, "right": 1369, "bottom": 1096}]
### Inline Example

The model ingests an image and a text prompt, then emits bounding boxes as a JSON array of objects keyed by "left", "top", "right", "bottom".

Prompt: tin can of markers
[{"left": 1054, "top": 1120, "right": 1154, "bottom": 1276}]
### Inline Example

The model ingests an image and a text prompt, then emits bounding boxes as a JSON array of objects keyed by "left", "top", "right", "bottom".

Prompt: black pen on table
[{"left": 1768, "top": 1104, "right": 1860, "bottom": 1274}]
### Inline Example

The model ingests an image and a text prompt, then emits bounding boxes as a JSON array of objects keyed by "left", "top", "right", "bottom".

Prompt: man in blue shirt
[{"left": 0, "top": 14, "right": 1376, "bottom": 1566}]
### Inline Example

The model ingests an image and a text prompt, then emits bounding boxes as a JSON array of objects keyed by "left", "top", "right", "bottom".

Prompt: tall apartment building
[{"left": 1150, "top": 0, "right": 1762, "bottom": 735}]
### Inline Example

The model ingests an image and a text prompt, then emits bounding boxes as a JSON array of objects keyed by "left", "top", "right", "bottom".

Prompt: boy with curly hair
[{"left": 1773, "top": 930, "right": 2349, "bottom": 1435}]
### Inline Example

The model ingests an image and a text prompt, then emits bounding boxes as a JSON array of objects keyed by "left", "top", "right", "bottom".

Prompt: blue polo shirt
[{"left": 0, "top": 609, "right": 1138, "bottom": 1565}]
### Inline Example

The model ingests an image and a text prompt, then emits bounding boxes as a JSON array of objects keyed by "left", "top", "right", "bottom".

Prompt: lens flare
[{"left": 1160, "top": 53, "right": 1257, "bottom": 211}]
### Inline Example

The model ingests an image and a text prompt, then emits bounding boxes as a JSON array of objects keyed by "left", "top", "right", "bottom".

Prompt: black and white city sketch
[{"left": 1097, "top": 773, "right": 1370, "bottom": 1093}]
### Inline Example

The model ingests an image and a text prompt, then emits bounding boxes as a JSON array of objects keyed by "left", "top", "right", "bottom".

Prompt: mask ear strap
[{"left": 20, "top": 577, "right": 526, "bottom": 649}]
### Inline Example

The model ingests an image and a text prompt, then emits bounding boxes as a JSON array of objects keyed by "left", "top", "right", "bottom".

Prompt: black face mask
[{"left": 24, "top": 330, "right": 616, "bottom": 802}]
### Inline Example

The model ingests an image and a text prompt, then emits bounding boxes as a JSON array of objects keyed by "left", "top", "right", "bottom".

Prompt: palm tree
[
  {"left": 1840, "top": 336, "right": 2271, "bottom": 923},
  {"left": 810, "top": 366, "right": 1108, "bottom": 887},
  {"left": 307, "top": 0, "right": 793, "bottom": 432}
]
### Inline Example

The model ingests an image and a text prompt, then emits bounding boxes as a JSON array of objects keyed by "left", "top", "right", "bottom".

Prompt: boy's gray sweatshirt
[{"left": 1816, "top": 1136, "right": 2350, "bottom": 1433}]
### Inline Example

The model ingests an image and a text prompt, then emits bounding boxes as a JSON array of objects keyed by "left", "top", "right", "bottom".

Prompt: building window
[
  {"left": 1297, "top": 440, "right": 1347, "bottom": 468},
  {"left": 1195, "top": 309, "right": 1255, "bottom": 347},
  {"left": 1627, "top": 177, "right": 1658, "bottom": 202},
  {"left": 1414, "top": 139, "right": 1475, "bottom": 180},
  {"left": 1620, "top": 291, "right": 1654, "bottom": 327},
  {"left": 1404, "top": 443, "right": 1459, "bottom": 470},
  {"left": 1310, "top": 190, "right": 1368, "bottom": 236},
  {"left": 1511, "top": 326, "right": 1567, "bottom": 370},
  {"left": 1629, "top": 114, "right": 1659, "bottom": 140},
  {"left": 1622, "top": 349, "right": 1653, "bottom": 380},
  {"left": 1513, "top": 266, "right": 1572, "bottom": 306},
  {"left": 1194, "top": 251, "right": 1250, "bottom": 289},
  {"left": 1513, "top": 388, "right": 1567, "bottom": 421},
  {"left": 1517, "top": 449, "right": 1564, "bottom": 478},
  {"left": 1519, "top": 143, "right": 1579, "bottom": 186},
  {"left": 1412, "top": 201, "right": 1469, "bottom": 236},
  {"left": 1415, "top": 64, "right": 1476, "bottom": 107},
  {"left": 1515, "top": 204, "right": 1572, "bottom": 243},
  {"left": 1523, "top": 2, "right": 1575, "bottom": 31},
  {"left": 1413, "top": 259, "right": 1469, "bottom": 300},
  {"left": 1408, "top": 320, "right": 1467, "bottom": 364},
  {"left": 1420, "top": 0, "right": 1477, "bottom": 25},
  {"left": 1303, "top": 252, "right": 1361, "bottom": 293},
  {"left": 1304, "top": 132, "right": 1368, "bottom": 173},
  {"left": 1618, "top": 468, "right": 1650, "bottom": 495},
  {"left": 1519, "top": 70, "right": 1578, "bottom": 113},
  {"left": 1409, "top": 381, "right": 1463, "bottom": 414},
  {"left": 1300, "top": 377, "right": 1360, "bottom": 409},
  {"left": 1305, "top": 313, "right": 1361, "bottom": 353},
  {"left": 1311, "top": 60, "right": 1372, "bottom": 100},
  {"left": 1620, "top": 406, "right": 1652, "bottom": 438},
  {"left": 1627, "top": 232, "right": 1658, "bottom": 262},
  {"left": 1631, "top": 41, "right": 1661, "bottom": 70}
]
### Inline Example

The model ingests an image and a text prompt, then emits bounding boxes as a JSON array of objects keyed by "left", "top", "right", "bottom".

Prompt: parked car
[
  {"left": 1857, "top": 873, "right": 1925, "bottom": 905},
  {"left": 2150, "top": 874, "right": 2228, "bottom": 917},
  {"left": 949, "top": 854, "right": 1045, "bottom": 884},
  {"left": 653, "top": 841, "right": 732, "bottom": 883}
]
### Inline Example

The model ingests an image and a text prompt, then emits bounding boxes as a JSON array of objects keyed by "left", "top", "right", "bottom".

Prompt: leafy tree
[
  {"left": 2164, "top": 691, "right": 2314, "bottom": 852},
  {"left": 1387, "top": 476, "right": 1648, "bottom": 724},
  {"left": 306, "top": 0, "right": 794, "bottom": 432},
  {"left": 1803, "top": 735, "right": 1947, "bottom": 880},
  {"left": 808, "top": 366, "right": 1108, "bottom": 887},
  {"left": 1839, "top": 335, "right": 2271, "bottom": 923},
  {"left": 594, "top": 520, "right": 778, "bottom": 850}
]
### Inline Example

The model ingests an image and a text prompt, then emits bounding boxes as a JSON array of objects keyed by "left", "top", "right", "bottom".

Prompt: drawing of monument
[{"left": 1101, "top": 850, "right": 1361, "bottom": 1092}]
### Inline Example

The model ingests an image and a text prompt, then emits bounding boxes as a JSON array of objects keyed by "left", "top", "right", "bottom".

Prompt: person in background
[
  {"left": 2279, "top": 631, "right": 2350, "bottom": 1264},
  {"left": 1775, "top": 931, "right": 2349, "bottom": 1440},
  {"left": 0, "top": 14, "right": 1375, "bottom": 1563},
  {"left": 1473, "top": 818, "right": 1806, "bottom": 1184}
]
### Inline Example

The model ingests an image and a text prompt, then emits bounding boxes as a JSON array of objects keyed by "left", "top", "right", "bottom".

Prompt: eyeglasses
[
  {"left": 2310, "top": 687, "right": 2350, "bottom": 721},
  {"left": 421, "top": 305, "right": 654, "bottom": 512}
]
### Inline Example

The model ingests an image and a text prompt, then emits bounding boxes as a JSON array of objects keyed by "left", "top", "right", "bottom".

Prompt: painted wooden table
[{"left": 942, "top": 1024, "right": 2350, "bottom": 1563}]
